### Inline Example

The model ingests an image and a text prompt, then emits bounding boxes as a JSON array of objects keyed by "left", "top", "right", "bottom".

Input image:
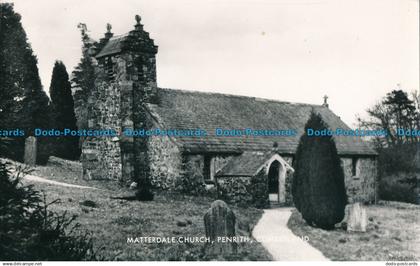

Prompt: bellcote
[{"left": 95, "top": 15, "right": 158, "bottom": 59}]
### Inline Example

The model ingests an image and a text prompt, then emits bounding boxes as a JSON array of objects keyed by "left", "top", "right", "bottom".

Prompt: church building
[{"left": 73, "top": 16, "right": 377, "bottom": 208}]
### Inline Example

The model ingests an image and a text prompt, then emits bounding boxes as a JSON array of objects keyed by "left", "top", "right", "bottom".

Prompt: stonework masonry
[
  {"left": 341, "top": 157, "right": 377, "bottom": 204},
  {"left": 147, "top": 131, "right": 183, "bottom": 189},
  {"left": 213, "top": 155, "right": 377, "bottom": 207},
  {"left": 80, "top": 17, "right": 158, "bottom": 186},
  {"left": 216, "top": 155, "right": 295, "bottom": 208},
  {"left": 282, "top": 155, "right": 294, "bottom": 205},
  {"left": 81, "top": 69, "right": 122, "bottom": 181}
]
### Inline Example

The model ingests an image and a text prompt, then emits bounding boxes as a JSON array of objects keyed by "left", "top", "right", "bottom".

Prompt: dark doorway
[{"left": 268, "top": 160, "right": 280, "bottom": 194}]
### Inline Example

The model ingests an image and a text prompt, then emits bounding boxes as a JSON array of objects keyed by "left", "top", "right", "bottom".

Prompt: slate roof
[
  {"left": 215, "top": 151, "right": 273, "bottom": 177},
  {"left": 95, "top": 34, "right": 129, "bottom": 58},
  {"left": 145, "top": 88, "right": 377, "bottom": 156}
]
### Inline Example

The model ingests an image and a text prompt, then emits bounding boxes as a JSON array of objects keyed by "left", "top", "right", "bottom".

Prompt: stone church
[{"left": 73, "top": 16, "right": 377, "bottom": 208}]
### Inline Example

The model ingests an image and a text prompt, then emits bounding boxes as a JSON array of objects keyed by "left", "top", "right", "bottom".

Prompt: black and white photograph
[{"left": 0, "top": 0, "right": 419, "bottom": 264}]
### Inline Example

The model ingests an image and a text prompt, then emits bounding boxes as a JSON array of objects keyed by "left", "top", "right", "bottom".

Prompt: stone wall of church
[
  {"left": 131, "top": 53, "right": 159, "bottom": 185},
  {"left": 80, "top": 54, "right": 124, "bottom": 181},
  {"left": 341, "top": 157, "right": 377, "bottom": 203},
  {"left": 81, "top": 50, "right": 149, "bottom": 183},
  {"left": 79, "top": 19, "right": 159, "bottom": 187},
  {"left": 80, "top": 52, "right": 159, "bottom": 185},
  {"left": 147, "top": 133, "right": 183, "bottom": 189},
  {"left": 182, "top": 154, "right": 204, "bottom": 178}
]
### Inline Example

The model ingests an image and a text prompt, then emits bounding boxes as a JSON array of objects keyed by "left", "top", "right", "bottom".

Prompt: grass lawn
[
  {"left": 287, "top": 202, "right": 419, "bottom": 261},
  {"left": 7, "top": 157, "right": 272, "bottom": 261}
]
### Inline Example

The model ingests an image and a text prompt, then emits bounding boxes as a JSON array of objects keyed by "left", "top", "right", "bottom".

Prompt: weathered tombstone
[
  {"left": 347, "top": 202, "right": 367, "bottom": 232},
  {"left": 24, "top": 136, "right": 37, "bottom": 166},
  {"left": 204, "top": 200, "right": 237, "bottom": 256}
]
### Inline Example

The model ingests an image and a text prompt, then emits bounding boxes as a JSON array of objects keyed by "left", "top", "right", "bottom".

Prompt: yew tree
[{"left": 292, "top": 111, "right": 347, "bottom": 229}]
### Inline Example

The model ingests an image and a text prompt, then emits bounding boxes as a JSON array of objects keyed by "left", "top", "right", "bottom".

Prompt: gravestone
[
  {"left": 24, "top": 136, "right": 37, "bottom": 166},
  {"left": 203, "top": 200, "right": 237, "bottom": 256},
  {"left": 347, "top": 202, "right": 367, "bottom": 232}
]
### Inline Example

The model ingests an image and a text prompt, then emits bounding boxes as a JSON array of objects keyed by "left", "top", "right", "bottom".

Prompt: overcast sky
[{"left": 8, "top": 0, "right": 419, "bottom": 126}]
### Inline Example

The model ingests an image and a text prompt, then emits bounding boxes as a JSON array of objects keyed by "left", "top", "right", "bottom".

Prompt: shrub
[
  {"left": 0, "top": 161, "right": 97, "bottom": 260},
  {"left": 377, "top": 143, "right": 419, "bottom": 204},
  {"left": 49, "top": 61, "right": 81, "bottom": 161},
  {"left": 0, "top": 137, "right": 25, "bottom": 162},
  {"left": 378, "top": 143, "right": 419, "bottom": 176},
  {"left": 250, "top": 169, "right": 269, "bottom": 208},
  {"left": 36, "top": 136, "right": 51, "bottom": 165},
  {"left": 176, "top": 159, "right": 205, "bottom": 195},
  {"left": 379, "top": 172, "right": 418, "bottom": 204},
  {"left": 292, "top": 111, "right": 347, "bottom": 229}
]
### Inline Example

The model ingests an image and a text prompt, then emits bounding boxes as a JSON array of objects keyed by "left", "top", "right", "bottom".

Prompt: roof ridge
[
  {"left": 109, "top": 33, "right": 129, "bottom": 40},
  {"left": 157, "top": 87, "right": 324, "bottom": 107}
]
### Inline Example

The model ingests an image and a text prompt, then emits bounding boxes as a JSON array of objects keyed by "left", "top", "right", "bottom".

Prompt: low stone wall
[
  {"left": 216, "top": 176, "right": 252, "bottom": 207},
  {"left": 216, "top": 171, "right": 269, "bottom": 208}
]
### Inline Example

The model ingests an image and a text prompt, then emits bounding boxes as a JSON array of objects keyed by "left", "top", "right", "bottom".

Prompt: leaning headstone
[
  {"left": 24, "top": 136, "right": 37, "bottom": 166},
  {"left": 347, "top": 202, "right": 367, "bottom": 232},
  {"left": 204, "top": 200, "right": 237, "bottom": 256}
]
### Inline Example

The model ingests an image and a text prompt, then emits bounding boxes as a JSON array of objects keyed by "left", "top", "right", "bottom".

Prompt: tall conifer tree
[
  {"left": 0, "top": 3, "right": 50, "bottom": 162},
  {"left": 49, "top": 61, "right": 80, "bottom": 160},
  {"left": 292, "top": 111, "right": 347, "bottom": 229}
]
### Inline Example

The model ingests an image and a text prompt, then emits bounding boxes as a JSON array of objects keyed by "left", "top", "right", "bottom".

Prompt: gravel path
[
  {"left": 23, "top": 173, "right": 97, "bottom": 190},
  {"left": 252, "top": 208, "right": 329, "bottom": 261}
]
